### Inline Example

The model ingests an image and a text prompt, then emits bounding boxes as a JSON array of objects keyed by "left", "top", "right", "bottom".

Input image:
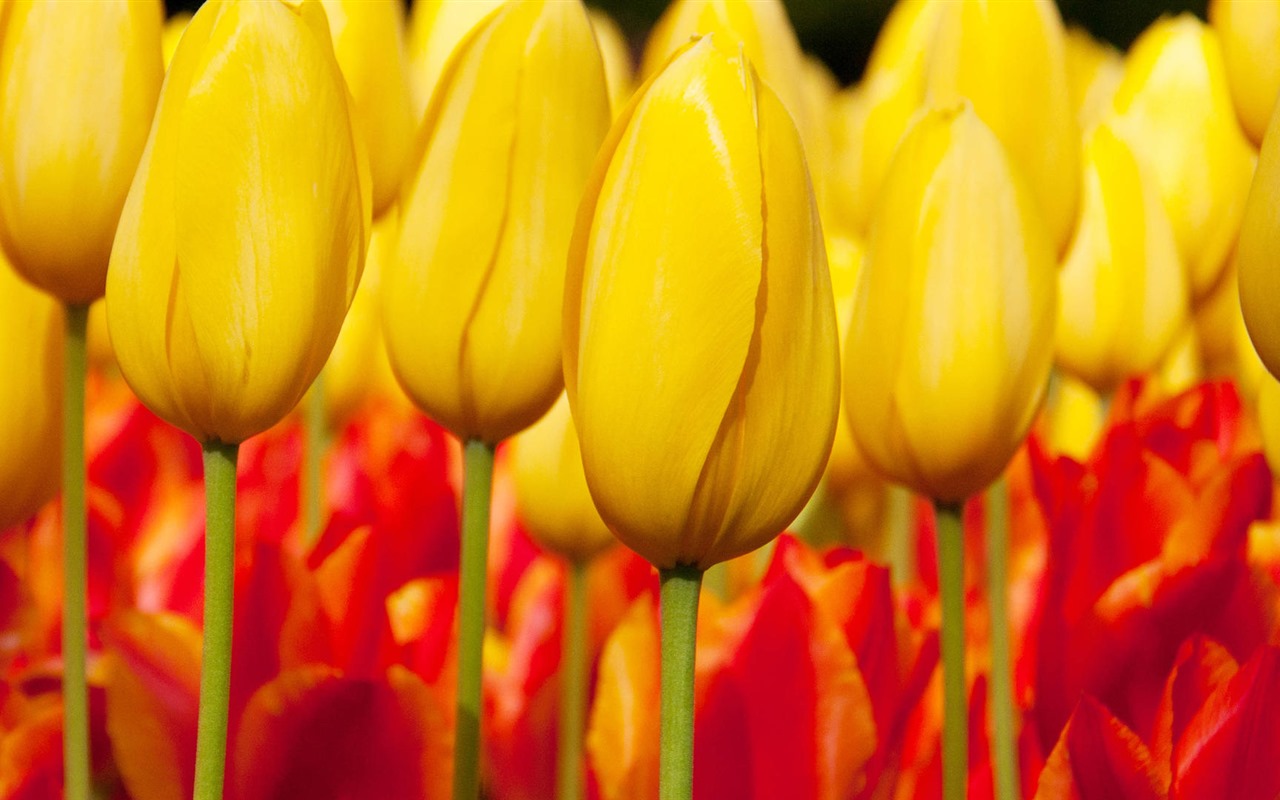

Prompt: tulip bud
[
  {"left": 1046, "top": 374, "right": 1104, "bottom": 462},
  {"left": 512, "top": 395, "right": 614, "bottom": 563},
  {"left": 1110, "top": 15, "right": 1256, "bottom": 301},
  {"left": 1056, "top": 123, "right": 1188, "bottom": 393},
  {"left": 1064, "top": 25, "right": 1123, "bottom": 131},
  {"left": 589, "top": 8, "right": 634, "bottom": 116},
  {"left": 163, "top": 12, "right": 192, "bottom": 68},
  {"left": 924, "top": 0, "right": 1079, "bottom": 253},
  {"left": 320, "top": 0, "right": 414, "bottom": 217},
  {"left": 0, "top": 257, "right": 62, "bottom": 530},
  {"left": 0, "top": 0, "right": 163, "bottom": 305},
  {"left": 1210, "top": 0, "right": 1280, "bottom": 146},
  {"left": 844, "top": 104, "right": 1057, "bottom": 502},
  {"left": 406, "top": 0, "right": 504, "bottom": 118},
  {"left": 1155, "top": 325, "right": 1204, "bottom": 396},
  {"left": 107, "top": 0, "right": 370, "bottom": 445},
  {"left": 384, "top": 0, "right": 611, "bottom": 444},
  {"left": 564, "top": 36, "right": 840, "bottom": 570},
  {"left": 824, "top": 233, "right": 876, "bottom": 491},
  {"left": 1238, "top": 103, "right": 1280, "bottom": 383}
]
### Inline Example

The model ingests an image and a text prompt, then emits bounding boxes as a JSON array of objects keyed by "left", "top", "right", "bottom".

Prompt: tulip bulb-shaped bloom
[
  {"left": 1057, "top": 124, "right": 1188, "bottom": 393},
  {"left": 0, "top": 0, "right": 163, "bottom": 305},
  {"left": 163, "top": 12, "right": 193, "bottom": 68},
  {"left": 1210, "top": 0, "right": 1280, "bottom": 146},
  {"left": 844, "top": 104, "right": 1057, "bottom": 504},
  {"left": 406, "top": 0, "right": 505, "bottom": 117},
  {"left": 384, "top": 0, "right": 611, "bottom": 445},
  {"left": 1111, "top": 15, "right": 1257, "bottom": 301},
  {"left": 589, "top": 8, "right": 635, "bottom": 116},
  {"left": 1065, "top": 25, "right": 1124, "bottom": 131},
  {"left": 320, "top": 0, "right": 414, "bottom": 217},
  {"left": 107, "top": 0, "right": 370, "bottom": 446},
  {"left": 1239, "top": 104, "right": 1280, "bottom": 381},
  {"left": 564, "top": 35, "right": 840, "bottom": 572},
  {"left": 825, "top": 234, "right": 877, "bottom": 491},
  {"left": 0, "top": 257, "right": 62, "bottom": 531}
]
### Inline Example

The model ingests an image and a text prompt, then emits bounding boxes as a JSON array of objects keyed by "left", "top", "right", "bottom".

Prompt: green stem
[
  {"left": 986, "top": 479, "right": 1020, "bottom": 800},
  {"left": 935, "top": 500, "right": 967, "bottom": 800},
  {"left": 303, "top": 373, "right": 328, "bottom": 544},
  {"left": 194, "top": 442, "right": 239, "bottom": 800},
  {"left": 557, "top": 559, "right": 589, "bottom": 800},
  {"left": 659, "top": 564, "right": 702, "bottom": 800},
  {"left": 454, "top": 439, "right": 495, "bottom": 800},
  {"left": 62, "top": 304, "right": 89, "bottom": 800},
  {"left": 888, "top": 485, "right": 914, "bottom": 587}
]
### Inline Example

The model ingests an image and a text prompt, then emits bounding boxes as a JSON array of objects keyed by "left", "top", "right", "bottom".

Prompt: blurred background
[{"left": 165, "top": 0, "right": 1209, "bottom": 85}]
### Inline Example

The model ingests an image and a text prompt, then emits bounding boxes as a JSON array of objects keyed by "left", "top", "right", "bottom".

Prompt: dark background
[{"left": 164, "top": 0, "right": 1209, "bottom": 85}]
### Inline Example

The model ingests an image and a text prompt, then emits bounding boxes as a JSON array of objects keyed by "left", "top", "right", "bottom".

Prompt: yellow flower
[
  {"left": 824, "top": 233, "right": 876, "bottom": 491},
  {"left": 320, "top": 0, "right": 414, "bottom": 218},
  {"left": 512, "top": 395, "right": 615, "bottom": 563},
  {"left": 844, "top": 104, "right": 1056, "bottom": 503},
  {"left": 1056, "top": 123, "right": 1188, "bottom": 393},
  {"left": 405, "top": 0, "right": 504, "bottom": 118},
  {"left": 1064, "top": 25, "right": 1124, "bottom": 131},
  {"left": 1257, "top": 375, "right": 1280, "bottom": 475},
  {"left": 564, "top": 36, "right": 840, "bottom": 570},
  {"left": 106, "top": 0, "right": 370, "bottom": 445},
  {"left": 1209, "top": 0, "right": 1280, "bottom": 146},
  {"left": 384, "top": 0, "right": 610, "bottom": 444},
  {"left": 0, "top": 256, "right": 62, "bottom": 530},
  {"left": 1237, "top": 104, "right": 1280, "bottom": 383},
  {"left": 0, "top": 0, "right": 163, "bottom": 305},
  {"left": 1046, "top": 374, "right": 1104, "bottom": 462},
  {"left": 1110, "top": 14, "right": 1256, "bottom": 301},
  {"left": 163, "top": 12, "right": 192, "bottom": 68},
  {"left": 589, "top": 8, "right": 634, "bottom": 117}
]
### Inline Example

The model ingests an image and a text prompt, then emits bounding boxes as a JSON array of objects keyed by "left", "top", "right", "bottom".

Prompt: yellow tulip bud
[
  {"left": 406, "top": 0, "right": 504, "bottom": 118},
  {"left": 163, "top": 12, "right": 192, "bottom": 68},
  {"left": 1111, "top": 15, "right": 1256, "bottom": 301},
  {"left": 1064, "top": 25, "right": 1124, "bottom": 131},
  {"left": 825, "top": 233, "right": 876, "bottom": 491},
  {"left": 1155, "top": 325, "right": 1204, "bottom": 396},
  {"left": 1056, "top": 123, "right": 1188, "bottom": 393},
  {"left": 0, "top": 257, "right": 62, "bottom": 530},
  {"left": 385, "top": 0, "right": 609, "bottom": 445},
  {"left": 1046, "top": 374, "right": 1104, "bottom": 462},
  {"left": 925, "top": 0, "right": 1080, "bottom": 253},
  {"left": 106, "top": 0, "right": 370, "bottom": 445},
  {"left": 87, "top": 301, "right": 115, "bottom": 371},
  {"left": 1210, "top": 0, "right": 1280, "bottom": 146},
  {"left": 1239, "top": 104, "right": 1280, "bottom": 382},
  {"left": 844, "top": 104, "right": 1057, "bottom": 503},
  {"left": 512, "top": 395, "right": 614, "bottom": 563},
  {"left": 1257, "top": 375, "right": 1280, "bottom": 474},
  {"left": 0, "top": 0, "right": 163, "bottom": 305},
  {"left": 564, "top": 36, "right": 840, "bottom": 570},
  {"left": 865, "top": 0, "right": 939, "bottom": 81},
  {"left": 320, "top": 0, "right": 414, "bottom": 218},
  {"left": 588, "top": 8, "right": 634, "bottom": 117}
]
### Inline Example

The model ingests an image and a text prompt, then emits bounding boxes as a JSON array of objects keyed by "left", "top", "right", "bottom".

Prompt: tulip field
[{"left": 2, "top": 0, "right": 1280, "bottom": 798}]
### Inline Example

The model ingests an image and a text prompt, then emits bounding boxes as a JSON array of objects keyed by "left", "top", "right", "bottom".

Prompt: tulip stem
[
  {"left": 935, "top": 500, "right": 967, "bottom": 800},
  {"left": 195, "top": 441, "right": 239, "bottom": 800},
  {"left": 61, "top": 304, "right": 89, "bottom": 800},
  {"left": 454, "top": 439, "right": 495, "bottom": 800},
  {"left": 888, "top": 485, "right": 915, "bottom": 587},
  {"left": 557, "top": 559, "right": 590, "bottom": 800},
  {"left": 659, "top": 564, "right": 702, "bottom": 800},
  {"left": 304, "top": 374, "right": 329, "bottom": 544},
  {"left": 987, "top": 479, "right": 1020, "bottom": 800}
]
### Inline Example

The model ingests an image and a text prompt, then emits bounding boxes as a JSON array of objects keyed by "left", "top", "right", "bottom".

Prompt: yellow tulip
[
  {"left": 1056, "top": 123, "right": 1188, "bottom": 393},
  {"left": 0, "top": 0, "right": 163, "bottom": 305},
  {"left": 1155, "top": 325, "right": 1204, "bottom": 396},
  {"left": 844, "top": 103, "right": 1057, "bottom": 503},
  {"left": 107, "top": 0, "right": 370, "bottom": 445},
  {"left": 320, "top": 0, "right": 414, "bottom": 218},
  {"left": 564, "top": 36, "right": 840, "bottom": 570},
  {"left": 163, "top": 12, "right": 192, "bottom": 68},
  {"left": 1210, "top": 0, "right": 1280, "bottom": 146},
  {"left": 512, "top": 395, "right": 614, "bottom": 563},
  {"left": 384, "top": 0, "right": 610, "bottom": 444},
  {"left": 589, "top": 7, "right": 634, "bottom": 116},
  {"left": 824, "top": 233, "right": 876, "bottom": 491},
  {"left": 1064, "top": 25, "right": 1124, "bottom": 131},
  {"left": 1110, "top": 15, "right": 1256, "bottom": 301},
  {"left": 87, "top": 301, "right": 115, "bottom": 371},
  {"left": 924, "top": 0, "right": 1080, "bottom": 253},
  {"left": 1257, "top": 375, "right": 1280, "bottom": 474},
  {"left": 1046, "top": 374, "right": 1104, "bottom": 462},
  {"left": 406, "top": 0, "right": 504, "bottom": 118},
  {"left": 1238, "top": 100, "right": 1280, "bottom": 382},
  {"left": 0, "top": 256, "right": 62, "bottom": 530}
]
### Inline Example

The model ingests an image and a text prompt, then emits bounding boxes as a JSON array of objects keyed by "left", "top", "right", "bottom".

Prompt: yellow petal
[
  {"left": 1210, "top": 0, "right": 1280, "bottom": 146},
  {"left": 589, "top": 8, "right": 634, "bottom": 117},
  {"left": 405, "top": 0, "right": 505, "bottom": 118},
  {"left": 586, "top": 596, "right": 660, "bottom": 800},
  {"left": 1064, "top": 25, "right": 1124, "bottom": 131},
  {"left": 1238, "top": 101, "right": 1280, "bottom": 382}
]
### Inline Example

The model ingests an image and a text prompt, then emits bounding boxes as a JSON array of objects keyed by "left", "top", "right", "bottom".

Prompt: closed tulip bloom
[
  {"left": 512, "top": 395, "right": 614, "bottom": 563},
  {"left": 1210, "top": 0, "right": 1280, "bottom": 145},
  {"left": 320, "top": 0, "right": 414, "bottom": 217},
  {"left": 564, "top": 36, "right": 840, "bottom": 570},
  {"left": 1064, "top": 25, "right": 1124, "bottom": 131},
  {"left": 0, "top": 257, "right": 62, "bottom": 531},
  {"left": 589, "top": 8, "right": 634, "bottom": 116},
  {"left": 163, "top": 12, "right": 192, "bottom": 68},
  {"left": 1111, "top": 15, "right": 1256, "bottom": 301},
  {"left": 384, "top": 0, "right": 610, "bottom": 444},
  {"left": 0, "top": 0, "right": 163, "bottom": 305},
  {"left": 845, "top": 104, "right": 1056, "bottom": 503},
  {"left": 824, "top": 233, "right": 876, "bottom": 490},
  {"left": 1238, "top": 105, "right": 1280, "bottom": 382},
  {"left": 406, "top": 0, "right": 504, "bottom": 118},
  {"left": 1057, "top": 123, "right": 1188, "bottom": 393},
  {"left": 107, "top": 0, "right": 370, "bottom": 445}
]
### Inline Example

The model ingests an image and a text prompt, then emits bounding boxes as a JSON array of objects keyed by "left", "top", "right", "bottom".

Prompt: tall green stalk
[
  {"left": 303, "top": 374, "right": 328, "bottom": 545},
  {"left": 986, "top": 479, "right": 1020, "bottom": 800},
  {"left": 557, "top": 559, "right": 589, "bottom": 800},
  {"left": 935, "top": 500, "right": 967, "bottom": 800},
  {"left": 194, "top": 442, "right": 239, "bottom": 800},
  {"left": 62, "top": 304, "right": 89, "bottom": 800},
  {"left": 658, "top": 565, "right": 702, "bottom": 800},
  {"left": 454, "top": 440, "right": 495, "bottom": 800}
]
